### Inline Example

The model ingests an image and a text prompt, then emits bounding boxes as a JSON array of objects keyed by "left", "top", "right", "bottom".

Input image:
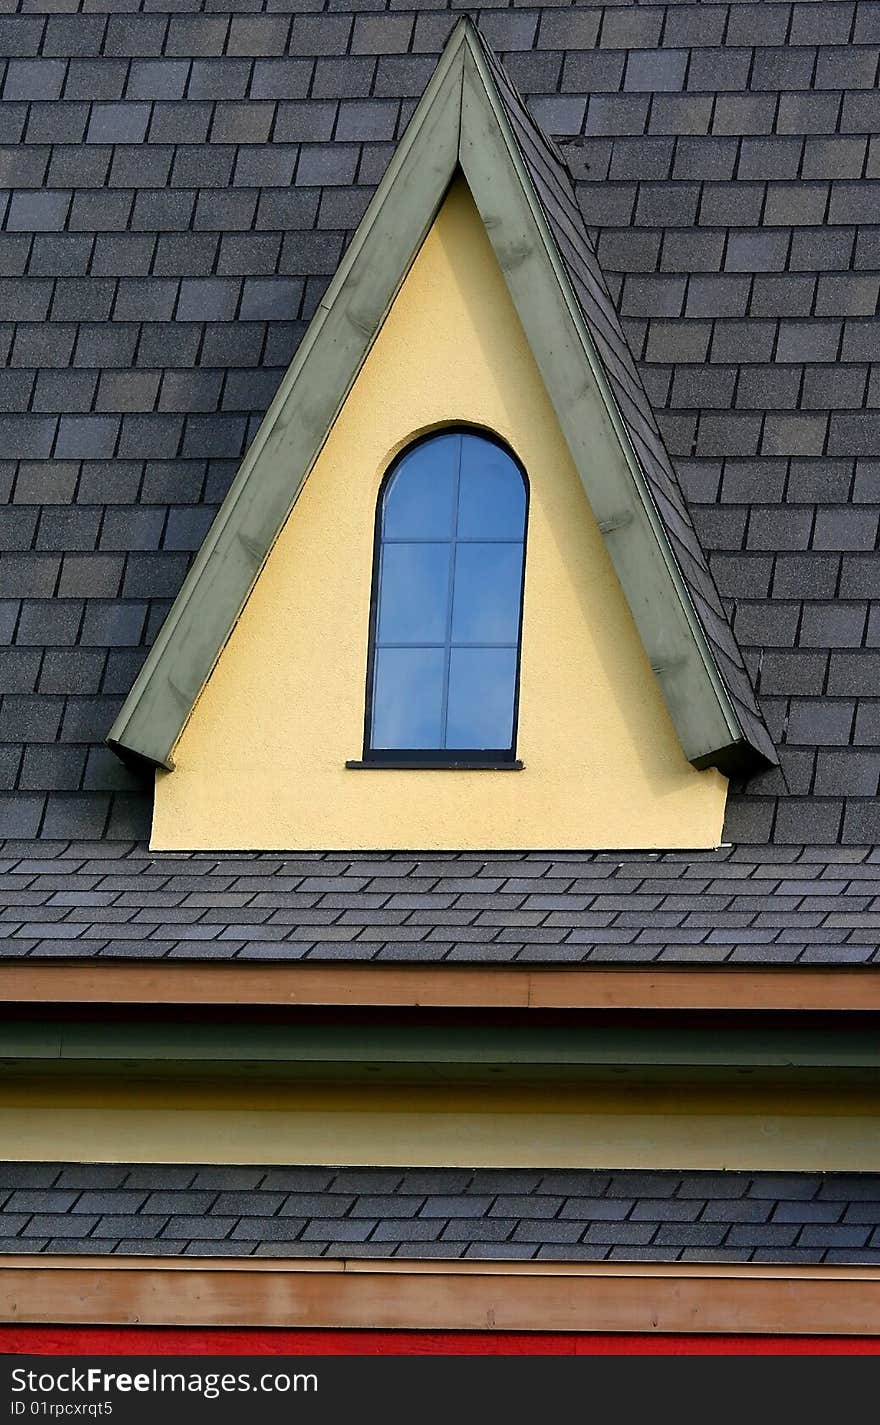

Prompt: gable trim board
[
  {"left": 107, "top": 20, "right": 774, "bottom": 787},
  {"left": 4, "top": 1258, "right": 880, "bottom": 1336}
]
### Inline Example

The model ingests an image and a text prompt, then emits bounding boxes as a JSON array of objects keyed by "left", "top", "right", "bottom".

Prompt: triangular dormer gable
[{"left": 108, "top": 21, "right": 775, "bottom": 795}]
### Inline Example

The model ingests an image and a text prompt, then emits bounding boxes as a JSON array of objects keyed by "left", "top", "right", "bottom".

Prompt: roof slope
[
  {"left": 2, "top": 841, "right": 878, "bottom": 966},
  {"left": 2, "top": 1163, "right": 879, "bottom": 1264},
  {"left": 107, "top": 20, "right": 773, "bottom": 778},
  {"left": 473, "top": 31, "right": 775, "bottom": 771},
  {"left": 0, "top": 0, "right": 877, "bottom": 845}
]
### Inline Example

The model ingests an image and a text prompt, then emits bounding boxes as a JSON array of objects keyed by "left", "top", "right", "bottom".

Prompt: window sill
[{"left": 345, "top": 759, "right": 524, "bottom": 771}]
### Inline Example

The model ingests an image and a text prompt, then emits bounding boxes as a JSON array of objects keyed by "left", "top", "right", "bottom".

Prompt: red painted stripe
[{"left": 2, "top": 1328, "right": 880, "bottom": 1355}]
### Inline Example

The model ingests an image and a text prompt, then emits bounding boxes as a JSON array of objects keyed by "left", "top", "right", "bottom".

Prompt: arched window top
[{"left": 364, "top": 430, "right": 528, "bottom": 765}]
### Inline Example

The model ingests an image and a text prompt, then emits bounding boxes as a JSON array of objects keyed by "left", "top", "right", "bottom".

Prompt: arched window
[{"left": 363, "top": 430, "right": 528, "bottom": 765}]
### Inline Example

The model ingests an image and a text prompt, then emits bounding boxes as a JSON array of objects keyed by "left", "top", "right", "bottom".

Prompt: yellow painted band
[{"left": 2, "top": 1078, "right": 876, "bottom": 1171}]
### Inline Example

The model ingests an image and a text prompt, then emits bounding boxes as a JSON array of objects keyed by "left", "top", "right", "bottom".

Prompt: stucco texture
[{"left": 152, "top": 179, "right": 726, "bottom": 850}]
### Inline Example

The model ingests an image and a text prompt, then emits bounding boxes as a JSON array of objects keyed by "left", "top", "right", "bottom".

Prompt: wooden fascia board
[
  {"left": 3, "top": 963, "right": 880, "bottom": 1013},
  {"left": 106, "top": 33, "right": 466, "bottom": 770},
  {"left": 3, "top": 1257, "right": 880, "bottom": 1335},
  {"left": 457, "top": 40, "right": 742, "bottom": 768}
]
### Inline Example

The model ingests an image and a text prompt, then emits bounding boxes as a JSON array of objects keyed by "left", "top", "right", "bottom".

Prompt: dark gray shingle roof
[
  {"left": 0, "top": 1, "right": 878, "bottom": 845},
  {"left": 2, "top": 840, "right": 878, "bottom": 964},
  {"left": 2, "top": 1164, "right": 879, "bottom": 1264}
]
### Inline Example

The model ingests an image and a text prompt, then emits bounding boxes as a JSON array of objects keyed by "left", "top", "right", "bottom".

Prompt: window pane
[
  {"left": 457, "top": 436, "right": 526, "bottom": 539},
  {"left": 372, "top": 647, "right": 444, "bottom": 749},
  {"left": 445, "top": 647, "right": 517, "bottom": 750},
  {"left": 377, "top": 543, "right": 450, "bottom": 645},
  {"left": 369, "top": 431, "right": 528, "bottom": 756},
  {"left": 382, "top": 434, "right": 458, "bottom": 539},
  {"left": 451, "top": 542, "right": 523, "bottom": 645}
]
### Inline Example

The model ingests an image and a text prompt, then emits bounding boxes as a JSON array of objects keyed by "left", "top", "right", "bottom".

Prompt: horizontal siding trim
[
  {"left": 3, "top": 1257, "right": 880, "bottom": 1335},
  {"left": 3, "top": 963, "right": 880, "bottom": 1012}
]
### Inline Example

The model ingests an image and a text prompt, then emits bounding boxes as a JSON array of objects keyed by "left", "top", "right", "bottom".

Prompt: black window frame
[{"left": 356, "top": 426, "right": 530, "bottom": 770}]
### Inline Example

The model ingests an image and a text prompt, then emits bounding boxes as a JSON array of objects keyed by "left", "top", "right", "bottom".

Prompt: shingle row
[
  {"left": 0, "top": 841, "right": 878, "bottom": 964},
  {"left": 2, "top": 1164, "right": 879, "bottom": 1264},
  {"left": 1, "top": 7, "right": 880, "bottom": 58}
]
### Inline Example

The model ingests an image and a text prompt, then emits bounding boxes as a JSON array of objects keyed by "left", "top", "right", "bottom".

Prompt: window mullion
[{"left": 438, "top": 434, "right": 462, "bottom": 750}]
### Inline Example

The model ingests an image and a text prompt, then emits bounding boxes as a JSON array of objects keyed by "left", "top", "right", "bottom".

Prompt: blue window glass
[{"left": 367, "top": 431, "right": 527, "bottom": 758}]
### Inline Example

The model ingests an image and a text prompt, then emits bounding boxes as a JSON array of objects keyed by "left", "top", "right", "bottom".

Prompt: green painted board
[
  {"left": 3, "top": 1021, "right": 879, "bottom": 1070},
  {"left": 107, "top": 32, "right": 465, "bottom": 770}
]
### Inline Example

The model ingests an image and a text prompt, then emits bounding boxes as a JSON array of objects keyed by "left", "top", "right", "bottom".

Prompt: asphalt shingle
[
  {"left": 0, "top": 2, "right": 875, "bottom": 855},
  {"left": 0, "top": 1164, "right": 877, "bottom": 1265},
  {"left": 0, "top": 841, "right": 877, "bottom": 965}
]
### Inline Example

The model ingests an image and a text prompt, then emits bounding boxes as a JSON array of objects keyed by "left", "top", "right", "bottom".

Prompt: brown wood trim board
[
  {"left": 2, "top": 964, "right": 879, "bottom": 1012},
  {"left": 2, "top": 1257, "right": 879, "bottom": 1335}
]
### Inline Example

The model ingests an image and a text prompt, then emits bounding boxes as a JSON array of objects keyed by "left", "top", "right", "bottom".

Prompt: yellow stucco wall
[{"left": 152, "top": 179, "right": 726, "bottom": 850}]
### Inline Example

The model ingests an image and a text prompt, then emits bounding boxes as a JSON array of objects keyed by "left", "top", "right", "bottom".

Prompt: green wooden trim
[
  {"left": 458, "top": 47, "right": 739, "bottom": 765},
  {"left": 107, "top": 31, "right": 467, "bottom": 769},
  {"left": 107, "top": 18, "right": 761, "bottom": 775},
  {"left": 3, "top": 1022, "right": 879, "bottom": 1070}
]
